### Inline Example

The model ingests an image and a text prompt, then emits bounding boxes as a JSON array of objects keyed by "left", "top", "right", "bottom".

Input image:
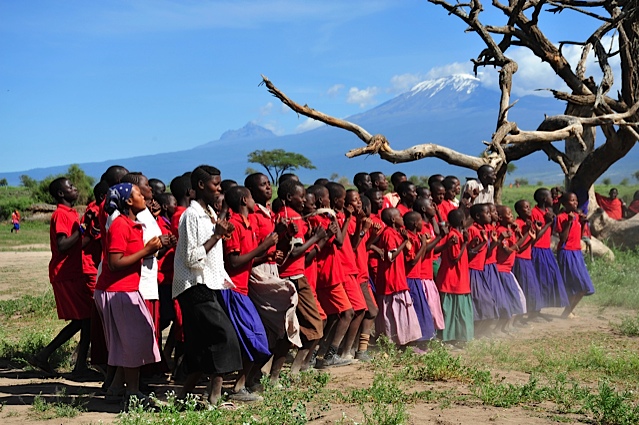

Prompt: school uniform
[
  {"left": 436, "top": 228, "right": 474, "bottom": 342},
  {"left": 351, "top": 218, "right": 378, "bottom": 320},
  {"left": 483, "top": 224, "right": 512, "bottom": 319},
  {"left": 512, "top": 218, "right": 543, "bottom": 313},
  {"left": 396, "top": 203, "right": 411, "bottom": 216},
  {"left": 555, "top": 213, "right": 595, "bottom": 297},
  {"left": 157, "top": 215, "right": 176, "bottom": 330},
  {"left": 375, "top": 227, "right": 422, "bottom": 345},
  {"left": 336, "top": 213, "right": 368, "bottom": 312},
  {"left": 94, "top": 215, "right": 161, "bottom": 368},
  {"left": 80, "top": 201, "right": 101, "bottom": 289},
  {"left": 530, "top": 206, "right": 569, "bottom": 308},
  {"left": 495, "top": 225, "right": 526, "bottom": 315},
  {"left": 367, "top": 212, "right": 385, "bottom": 293},
  {"left": 49, "top": 204, "right": 93, "bottom": 321},
  {"left": 310, "top": 214, "right": 353, "bottom": 316},
  {"left": 438, "top": 200, "right": 457, "bottom": 222},
  {"left": 137, "top": 208, "right": 163, "bottom": 343},
  {"left": 418, "top": 222, "right": 444, "bottom": 330},
  {"left": 467, "top": 223, "right": 498, "bottom": 321},
  {"left": 405, "top": 231, "right": 436, "bottom": 340}
]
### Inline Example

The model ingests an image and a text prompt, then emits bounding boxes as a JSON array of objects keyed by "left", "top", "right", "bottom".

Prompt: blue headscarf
[{"left": 105, "top": 183, "right": 134, "bottom": 215}]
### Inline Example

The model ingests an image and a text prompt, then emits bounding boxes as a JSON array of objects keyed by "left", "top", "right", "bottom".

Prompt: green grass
[
  {"left": 588, "top": 249, "right": 639, "bottom": 309},
  {"left": 29, "top": 389, "right": 88, "bottom": 420},
  {"left": 0, "top": 219, "right": 50, "bottom": 250},
  {"left": 614, "top": 315, "right": 639, "bottom": 337}
]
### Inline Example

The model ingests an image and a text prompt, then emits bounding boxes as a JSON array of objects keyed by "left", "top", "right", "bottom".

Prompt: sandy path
[{"left": 0, "top": 251, "right": 51, "bottom": 300}]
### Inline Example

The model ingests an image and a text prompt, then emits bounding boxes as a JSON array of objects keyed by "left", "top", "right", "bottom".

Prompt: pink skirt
[
  {"left": 94, "top": 290, "right": 161, "bottom": 368},
  {"left": 421, "top": 278, "right": 445, "bottom": 330},
  {"left": 376, "top": 290, "right": 422, "bottom": 346}
]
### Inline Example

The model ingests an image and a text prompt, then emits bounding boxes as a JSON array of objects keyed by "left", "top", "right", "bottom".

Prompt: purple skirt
[
  {"left": 531, "top": 247, "right": 569, "bottom": 308},
  {"left": 558, "top": 250, "right": 595, "bottom": 297},
  {"left": 407, "top": 278, "right": 435, "bottom": 340},
  {"left": 513, "top": 258, "right": 543, "bottom": 313},
  {"left": 483, "top": 263, "right": 511, "bottom": 319},
  {"left": 94, "top": 290, "right": 161, "bottom": 368},
  {"left": 220, "top": 289, "right": 271, "bottom": 363},
  {"left": 498, "top": 271, "right": 525, "bottom": 315},
  {"left": 470, "top": 269, "right": 498, "bottom": 321}
]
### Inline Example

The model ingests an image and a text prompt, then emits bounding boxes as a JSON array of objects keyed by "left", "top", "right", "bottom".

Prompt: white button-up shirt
[
  {"left": 462, "top": 179, "right": 494, "bottom": 205},
  {"left": 172, "top": 200, "right": 233, "bottom": 298}
]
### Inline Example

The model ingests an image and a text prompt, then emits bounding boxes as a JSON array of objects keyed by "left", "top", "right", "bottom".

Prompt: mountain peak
[
  {"left": 410, "top": 73, "right": 480, "bottom": 98},
  {"left": 219, "top": 122, "right": 275, "bottom": 141}
]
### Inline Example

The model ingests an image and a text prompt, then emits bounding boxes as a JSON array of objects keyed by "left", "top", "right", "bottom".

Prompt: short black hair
[
  {"left": 307, "top": 184, "right": 328, "bottom": 207},
  {"left": 101, "top": 165, "right": 129, "bottom": 187},
  {"left": 155, "top": 192, "right": 176, "bottom": 208},
  {"left": 428, "top": 174, "right": 444, "bottom": 186},
  {"left": 381, "top": 207, "right": 399, "bottom": 226},
  {"left": 191, "top": 165, "right": 220, "bottom": 191},
  {"left": 220, "top": 179, "right": 237, "bottom": 194},
  {"left": 314, "top": 178, "right": 329, "bottom": 186},
  {"left": 514, "top": 199, "right": 528, "bottom": 215},
  {"left": 533, "top": 187, "right": 550, "bottom": 204},
  {"left": 148, "top": 178, "right": 165, "bottom": 194},
  {"left": 442, "top": 177, "right": 457, "bottom": 191},
  {"left": 277, "top": 179, "right": 304, "bottom": 200},
  {"left": 396, "top": 180, "right": 415, "bottom": 198},
  {"left": 93, "top": 180, "right": 109, "bottom": 203},
  {"left": 361, "top": 194, "right": 371, "bottom": 209},
  {"left": 470, "top": 203, "right": 488, "bottom": 219},
  {"left": 477, "top": 165, "right": 495, "bottom": 178},
  {"left": 390, "top": 171, "right": 406, "bottom": 188},
  {"left": 448, "top": 209, "right": 465, "bottom": 227},
  {"left": 279, "top": 173, "right": 298, "bottom": 186},
  {"left": 369, "top": 172, "right": 385, "bottom": 183},
  {"left": 430, "top": 181, "right": 445, "bottom": 192},
  {"left": 170, "top": 175, "right": 192, "bottom": 200},
  {"left": 224, "top": 186, "right": 251, "bottom": 213},
  {"left": 403, "top": 211, "right": 421, "bottom": 230},
  {"left": 121, "top": 172, "right": 145, "bottom": 186},
  {"left": 326, "top": 182, "right": 346, "bottom": 201},
  {"left": 49, "top": 177, "right": 68, "bottom": 200},
  {"left": 353, "top": 172, "right": 370, "bottom": 186}
]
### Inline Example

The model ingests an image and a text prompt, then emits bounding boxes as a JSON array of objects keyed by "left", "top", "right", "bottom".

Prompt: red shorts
[
  {"left": 316, "top": 283, "right": 352, "bottom": 316},
  {"left": 144, "top": 299, "right": 161, "bottom": 344},
  {"left": 343, "top": 274, "right": 368, "bottom": 312},
  {"left": 51, "top": 277, "right": 93, "bottom": 320},
  {"left": 173, "top": 298, "right": 184, "bottom": 342}
]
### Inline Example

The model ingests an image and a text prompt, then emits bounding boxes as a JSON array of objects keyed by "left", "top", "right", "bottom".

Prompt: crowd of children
[{"left": 33, "top": 164, "right": 596, "bottom": 409}]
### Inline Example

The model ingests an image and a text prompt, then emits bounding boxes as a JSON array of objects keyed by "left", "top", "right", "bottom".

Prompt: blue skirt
[
  {"left": 220, "top": 289, "right": 271, "bottom": 363},
  {"left": 498, "top": 271, "right": 525, "bottom": 315},
  {"left": 531, "top": 247, "right": 569, "bottom": 308},
  {"left": 407, "top": 278, "right": 436, "bottom": 340},
  {"left": 513, "top": 258, "right": 543, "bottom": 313},
  {"left": 470, "top": 269, "right": 498, "bottom": 321},
  {"left": 558, "top": 250, "right": 595, "bottom": 297},
  {"left": 483, "top": 263, "right": 511, "bottom": 319}
]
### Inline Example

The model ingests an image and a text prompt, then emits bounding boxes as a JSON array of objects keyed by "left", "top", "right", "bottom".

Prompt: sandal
[{"left": 28, "top": 356, "right": 55, "bottom": 375}]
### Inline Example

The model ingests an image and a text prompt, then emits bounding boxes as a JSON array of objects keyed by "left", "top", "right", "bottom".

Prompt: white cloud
[
  {"left": 388, "top": 73, "right": 423, "bottom": 93},
  {"left": 259, "top": 102, "right": 274, "bottom": 116},
  {"left": 346, "top": 86, "right": 379, "bottom": 108},
  {"left": 295, "top": 118, "right": 325, "bottom": 133},
  {"left": 327, "top": 84, "right": 345, "bottom": 97},
  {"left": 426, "top": 62, "right": 472, "bottom": 79}
]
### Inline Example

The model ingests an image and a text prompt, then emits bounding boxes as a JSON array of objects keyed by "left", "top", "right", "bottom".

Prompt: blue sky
[{"left": 0, "top": 0, "right": 613, "bottom": 173}]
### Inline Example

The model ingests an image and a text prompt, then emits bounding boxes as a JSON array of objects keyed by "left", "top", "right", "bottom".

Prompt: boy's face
[
  {"left": 374, "top": 174, "right": 388, "bottom": 191},
  {"left": 368, "top": 191, "right": 383, "bottom": 211},
  {"left": 303, "top": 193, "right": 316, "bottom": 215},
  {"left": 318, "top": 190, "right": 330, "bottom": 208},
  {"left": 516, "top": 201, "right": 531, "bottom": 219},
  {"left": 346, "top": 192, "right": 362, "bottom": 214},
  {"left": 393, "top": 211, "right": 404, "bottom": 228},
  {"left": 213, "top": 193, "right": 224, "bottom": 212},
  {"left": 332, "top": 193, "right": 346, "bottom": 211},
  {"left": 151, "top": 181, "right": 165, "bottom": 197},
  {"left": 499, "top": 207, "right": 515, "bottom": 225},
  {"left": 287, "top": 186, "right": 305, "bottom": 213},
  {"left": 609, "top": 189, "right": 618, "bottom": 199},
  {"left": 563, "top": 193, "right": 578, "bottom": 211},
  {"left": 254, "top": 174, "right": 272, "bottom": 204},
  {"left": 490, "top": 205, "right": 499, "bottom": 223},
  {"left": 401, "top": 184, "right": 417, "bottom": 203},
  {"left": 165, "top": 195, "right": 177, "bottom": 218},
  {"left": 452, "top": 179, "right": 461, "bottom": 195},
  {"left": 138, "top": 176, "right": 153, "bottom": 201},
  {"left": 59, "top": 179, "right": 79, "bottom": 203},
  {"left": 432, "top": 187, "right": 445, "bottom": 204},
  {"left": 417, "top": 188, "right": 431, "bottom": 200},
  {"left": 356, "top": 175, "right": 372, "bottom": 192},
  {"left": 415, "top": 216, "right": 424, "bottom": 232},
  {"left": 474, "top": 206, "right": 492, "bottom": 225}
]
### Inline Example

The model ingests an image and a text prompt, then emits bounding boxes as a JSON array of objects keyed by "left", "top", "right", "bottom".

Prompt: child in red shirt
[
  {"left": 30, "top": 177, "right": 94, "bottom": 378},
  {"left": 531, "top": 188, "right": 569, "bottom": 310},
  {"left": 556, "top": 192, "right": 595, "bottom": 318},
  {"left": 364, "top": 188, "right": 385, "bottom": 292},
  {"left": 513, "top": 200, "right": 543, "bottom": 319},
  {"left": 305, "top": 184, "right": 354, "bottom": 368},
  {"left": 375, "top": 208, "right": 422, "bottom": 346},
  {"left": 395, "top": 181, "right": 417, "bottom": 216},
  {"left": 95, "top": 183, "right": 162, "bottom": 406},
  {"left": 223, "top": 185, "right": 275, "bottom": 401},
  {"left": 495, "top": 205, "right": 527, "bottom": 333},
  {"left": 81, "top": 181, "right": 108, "bottom": 289},
  {"left": 404, "top": 211, "right": 436, "bottom": 341},
  {"left": 412, "top": 197, "right": 445, "bottom": 331},
  {"left": 435, "top": 209, "right": 473, "bottom": 343}
]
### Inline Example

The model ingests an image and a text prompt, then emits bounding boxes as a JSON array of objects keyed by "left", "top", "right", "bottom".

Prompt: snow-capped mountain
[{"left": 3, "top": 74, "right": 637, "bottom": 186}]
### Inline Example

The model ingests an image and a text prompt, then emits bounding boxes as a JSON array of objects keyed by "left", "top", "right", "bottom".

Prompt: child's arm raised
[
  {"left": 387, "top": 228, "right": 410, "bottom": 262},
  {"left": 406, "top": 232, "right": 430, "bottom": 267},
  {"left": 351, "top": 213, "right": 371, "bottom": 250},
  {"left": 109, "top": 236, "right": 162, "bottom": 272},
  {"left": 450, "top": 230, "right": 469, "bottom": 265},
  {"left": 556, "top": 213, "right": 573, "bottom": 252},
  {"left": 287, "top": 225, "right": 329, "bottom": 262}
]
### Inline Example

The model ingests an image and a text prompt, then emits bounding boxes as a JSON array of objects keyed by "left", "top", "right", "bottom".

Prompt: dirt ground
[{"left": 0, "top": 250, "right": 627, "bottom": 424}]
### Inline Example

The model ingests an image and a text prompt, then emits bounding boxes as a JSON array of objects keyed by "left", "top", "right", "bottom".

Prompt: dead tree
[{"left": 261, "top": 0, "right": 638, "bottom": 204}]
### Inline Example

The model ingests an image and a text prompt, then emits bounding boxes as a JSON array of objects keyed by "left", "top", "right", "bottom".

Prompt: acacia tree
[
  {"left": 260, "top": 0, "right": 638, "bottom": 205},
  {"left": 247, "top": 149, "right": 316, "bottom": 184}
]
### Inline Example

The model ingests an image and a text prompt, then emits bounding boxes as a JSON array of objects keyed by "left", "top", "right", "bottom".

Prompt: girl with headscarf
[{"left": 94, "top": 183, "right": 162, "bottom": 409}]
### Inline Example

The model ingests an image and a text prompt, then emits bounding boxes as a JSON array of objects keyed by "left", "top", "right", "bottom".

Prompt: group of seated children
[{"left": 34, "top": 165, "right": 595, "bottom": 408}]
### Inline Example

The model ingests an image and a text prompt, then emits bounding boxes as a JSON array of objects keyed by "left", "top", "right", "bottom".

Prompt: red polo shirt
[
  {"left": 276, "top": 206, "right": 307, "bottom": 278},
  {"left": 419, "top": 223, "right": 435, "bottom": 280},
  {"left": 515, "top": 218, "right": 533, "bottom": 260},
  {"left": 496, "top": 224, "right": 517, "bottom": 272},
  {"left": 531, "top": 206, "right": 552, "bottom": 249},
  {"left": 555, "top": 212, "right": 582, "bottom": 251},
  {"left": 157, "top": 216, "right": 174, "bottom": 285},
  {"left": 405, "top": 230, "right": 422, "bottom": 279},
  {"left": 170, "top": 206, "right": 187, "bottom": 239},
  {"left": 49, "top": 204, "right": 83, "bottom": 283},
  {"left": 467, "top": 223, "right": 488, "bottom": 271},
  {"left": 436, "top": 228, "right": 470, "bottom": 294},
  {"left": 81, "top": 201, "right": 101, "bottom": 277},
  {"left": 96, "top": 215, "right": 144, "bottom": 292},
  {"left": 225, "top": 213, "right": 257, "bottom": 295},
  {"left": 376, "top": 227, "right": 409, "bottom": 295},
  {"left": 336, "top": 212, "right": 359, "bottom": 277},
  {"left": 309, "top": 214, "right": 345, "bottom": 288}
]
